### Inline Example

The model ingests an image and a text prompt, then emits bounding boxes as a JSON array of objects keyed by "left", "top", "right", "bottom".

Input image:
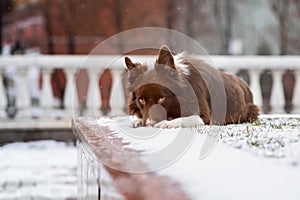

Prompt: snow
[
  {"left": 97, "top": 115, "right": 300, "bottom": 200},
  {"left": 158, "top": 135, "right": 300, "bottom": 200},
  {"left": 97, "top": 116, "right": 184, "bottom": 153},
  {"left": 0, "top": 140, "right": 77, "bottom": 199}
]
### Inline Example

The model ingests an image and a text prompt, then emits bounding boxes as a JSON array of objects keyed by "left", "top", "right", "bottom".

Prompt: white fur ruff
[{"left": 174, "top": 52, "right": 190, "bottom": 76}]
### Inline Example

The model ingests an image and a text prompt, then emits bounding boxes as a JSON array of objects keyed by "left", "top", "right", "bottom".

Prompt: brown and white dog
[{"left": 125, "top": 45, "right": 259, "bottom": 128}]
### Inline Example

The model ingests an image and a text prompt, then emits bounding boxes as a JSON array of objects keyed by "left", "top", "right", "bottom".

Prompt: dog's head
[{"left": 125, "top": 45, "right": 192, "bottom": 126}]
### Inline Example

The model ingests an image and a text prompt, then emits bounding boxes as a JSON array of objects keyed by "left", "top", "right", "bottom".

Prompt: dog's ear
[
  {"left": 125, "top": 57, "right": 146, "bottom": 84},
  {"left": 125, "top": 57, "right": 137, "bottom": 70},
  {"left": 156, "top": 45, "right": 175, "bottom": 69}
]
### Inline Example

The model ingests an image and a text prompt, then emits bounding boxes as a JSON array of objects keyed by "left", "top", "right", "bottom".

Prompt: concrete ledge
[
  {"left": 73, "top": 117, "right": 189, "bottom": 200},
  {"left": 0, "top": 129, "right": 75, "bottom": 144},
  {"left": 0, "top": 116, "right": 74, "bottom": 144},
  {"left": 0, "top": 119, "right": 71, "bottom": 131}
]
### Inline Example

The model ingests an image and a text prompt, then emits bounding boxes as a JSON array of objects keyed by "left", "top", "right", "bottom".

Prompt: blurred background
[
  {"left": 0, "top": 0, "right": 299, "bottom": 199},
  {"left": 1, "top": 0, "right": 299, "bottom": 117},
  {"left": 1, "top": 0, "right": 299, "bottom": 55}
]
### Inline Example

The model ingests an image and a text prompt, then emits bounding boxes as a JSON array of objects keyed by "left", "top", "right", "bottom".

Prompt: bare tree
[
  {"left": 113, "top": 0, "right": 124, "bottom": 53},
  {"left": 213, "top": 0, "right": 233, "bottom": 54},
  {"left": 41, "top": 0, "right": 54, "bottom": 54},
  {"left": 224, "top": 0, "right": 233, "bottom": 54},
  {"left": 185, "top": 0, "right": 200, "bottom": 38},
  {"left": 58, "top": 0, "right": 77, "bottom": 54},
  {"left": 41, "top": 0, "right": 78, "bottom": 54},
  {"left": 272, "top": 0, "right": 291, "bottom": 55},
  {"left": 293, "top": 0, "right": 300, "bottom": 16},
  {"left": 166, "top": 0, "right": 179, "bottom": 30}
]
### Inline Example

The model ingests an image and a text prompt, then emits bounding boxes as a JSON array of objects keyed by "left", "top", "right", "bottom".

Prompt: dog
[{"left": 125, "top": 45, "right": 259, "bottom": 128}]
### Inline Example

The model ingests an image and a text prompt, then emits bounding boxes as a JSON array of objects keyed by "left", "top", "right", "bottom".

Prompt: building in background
[
  {"left": 1, "top": 0, "right": 166, "bottom": 54},
  {"left": 1, "top": 0, "right": 299, "bottom": 55}
]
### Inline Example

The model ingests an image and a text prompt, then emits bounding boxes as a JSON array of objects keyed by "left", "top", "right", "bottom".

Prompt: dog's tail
[{"left": 246, "top": 103, "right": 260, "bottom": 122}]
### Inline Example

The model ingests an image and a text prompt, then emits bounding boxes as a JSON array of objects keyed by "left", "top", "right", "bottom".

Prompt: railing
[{"left": 0, "top": 55, "right": 300, "bottom": 119}]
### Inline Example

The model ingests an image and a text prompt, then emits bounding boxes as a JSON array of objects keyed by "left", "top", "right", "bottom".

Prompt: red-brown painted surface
[{"left": 73, "top": 117, "right": 190, "bottom": 200}]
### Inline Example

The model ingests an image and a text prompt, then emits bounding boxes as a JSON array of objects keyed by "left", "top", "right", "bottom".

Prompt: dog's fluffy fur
[{"left": 125, "top": 45, "right": 259, "bottom": 128}]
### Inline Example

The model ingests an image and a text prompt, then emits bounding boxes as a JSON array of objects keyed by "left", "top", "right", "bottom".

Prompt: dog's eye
[
  {"left": 157, "top": 97, "right": 165, "bottom": 104},
  {"left": 139, "top": 98, "right": 145, "bottom": 105}
]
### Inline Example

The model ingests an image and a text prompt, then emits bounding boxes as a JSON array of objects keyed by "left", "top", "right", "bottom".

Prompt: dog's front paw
[
  {"left": 132, "top": 118, "right": 144, "bottom": 128},
  {"left": 154, "top": 115, "right": 205, "bottom": 129},
  {"left": 154, "top": 119, "right": 182, "bottom": 129}
]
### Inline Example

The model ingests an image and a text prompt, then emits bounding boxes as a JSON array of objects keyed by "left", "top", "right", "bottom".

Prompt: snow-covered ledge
[
  {"left": 73, "top": 115, "right": 300, "bottom": 200},
  {"left": 1, "top": 55, "right": 300, "bottom": 119},
  {"left": 72, "top": 116, "right": 189, "bottom": 200}
]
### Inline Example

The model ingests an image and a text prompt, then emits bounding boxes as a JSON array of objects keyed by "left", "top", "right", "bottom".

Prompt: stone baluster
[
  {"left": 0, "top": 70, "right": 6, "bottom": 109},
  {"left": 87, "top": 69, "right": 101, "bottom": 114},
  {"left": 270, "top": 70, "right": 285, "bottom": 113},
  {"left": 293, "top": 70, "right": 300, "bottom": 113},
  {"left": 17, "top": 67, "right": 30, "bottom": 109},
  {"left": 64, "top": 68, "right": 78, "bottom": 111},
  {"left": 248, "top": 69, "right": 262, "bottom": 108},
  {"left": 110, "top": 69, "right": 126, "bottom": 115},
  {"left": 41, "top": 68, "right": 54, "bottom": 108}
]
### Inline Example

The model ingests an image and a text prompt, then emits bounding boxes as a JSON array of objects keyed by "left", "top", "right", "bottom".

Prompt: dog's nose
[{"left": 149, "top": 104, "right": 167, "bottom": 123}]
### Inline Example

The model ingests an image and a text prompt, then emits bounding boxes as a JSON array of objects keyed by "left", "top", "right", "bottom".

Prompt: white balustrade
[
  {"left": 16, "top": 68, "right": 30, "bottom": 108},
  {"left": 226, "top": 69, "right": 239, "bottom": 76},
  {"left": 87, "top": 69, "right": 101, "bottom": 114},
  {"left": 40, "top": 68, "right": 53, "bottom": 108},
  {"left": 0, "top": 55, "right": 300, "bottom": 118},
  {"left": 270, "top": 70, "right": 285, "bottom": 113},
  {"left": 64, "top": 68, "right": 78, "bottom": 110},
  {"left": 248, "top": 69, "right": 263, "bottom": 106},
  {"left": 293, "top": 70, "right": 300, "bottom": 113},
  {"left": 0, "top": 70, "right": 7, "bottom": 108}
]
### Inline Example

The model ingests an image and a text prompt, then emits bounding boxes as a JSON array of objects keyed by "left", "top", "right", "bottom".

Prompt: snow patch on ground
[{"left": 0, "top": 140, "right": 77, "bottom": 199}]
